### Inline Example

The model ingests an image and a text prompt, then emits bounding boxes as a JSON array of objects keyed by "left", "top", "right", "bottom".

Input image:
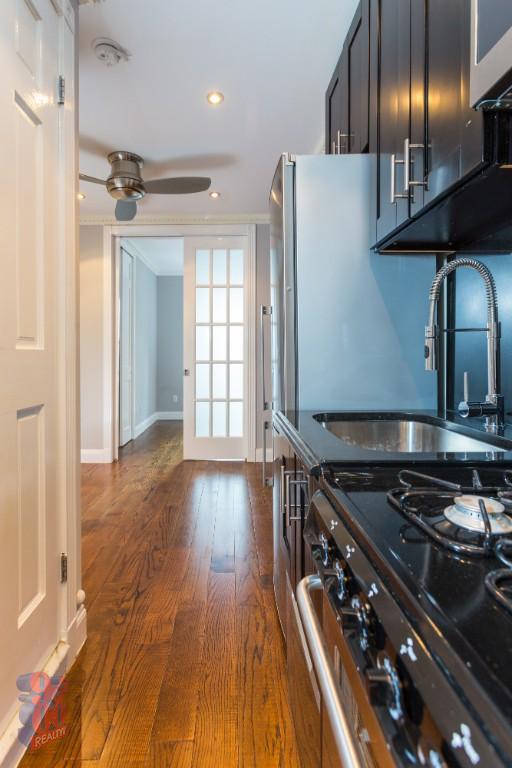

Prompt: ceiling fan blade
[
  {"left": 80, "top": 173, "right": 107, "bottom": 186},
  {"left": 115, "top": 200, "right": 137, "bottom": 222},
  {"left": 144, "top": 177, "right": 211, "bottom": 195}
]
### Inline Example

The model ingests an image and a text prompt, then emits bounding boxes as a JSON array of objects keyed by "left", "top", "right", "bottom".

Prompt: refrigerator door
[
  {"left": 270, "top": 154, "right": 296, "bottom": 414},
  {"left": 294, "top": 154, "right": 436, "bottom": 411}
]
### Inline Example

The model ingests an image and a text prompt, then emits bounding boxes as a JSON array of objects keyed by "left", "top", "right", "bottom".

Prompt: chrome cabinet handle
[
  {"left": 337, "top": 129, "right": 342, "bottom": 154},
  {"left": 404, "top": 138, "right": 428, "bottom": 196},
  {"left": 260, "top": 305, "right": 272, "bottom": 412},
  {"left": 296, "top": 575, "right": 362, "bottom": 768},
  {"left": 260, "top": 305, "right": 272, "bottom": 487},
  {"left": 285, "top": 471, "right": 302, "bottom": 526},
  {"left": 390, "top": 153, "right": 408, "bottom": 203},
  {"left": 332, "top": 139, "right": 336, "bottom": 155},
  {"left": 262, "top": 420, "right": 273, "bottom": 487}
]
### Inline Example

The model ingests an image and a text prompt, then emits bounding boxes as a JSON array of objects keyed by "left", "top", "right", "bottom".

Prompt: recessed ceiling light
[
  {"left": 77, "top": 192, "right": 86, "bottom": 200},
  {"left": 209, "top": 191, "right": 221, "bottom": 199},
  {"left": 207, "top": 91, "right": 224, "bottom": 106}
]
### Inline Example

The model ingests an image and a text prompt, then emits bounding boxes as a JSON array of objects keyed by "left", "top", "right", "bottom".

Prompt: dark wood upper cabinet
[
  {"left": 325, "top": 1, "right": 370, "bottom": 155},
  {"left": 329, "top": 0, "right": 512, "bottom": 252}
]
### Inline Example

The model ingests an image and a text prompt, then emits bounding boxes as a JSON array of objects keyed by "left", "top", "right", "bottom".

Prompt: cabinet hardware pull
[
  {"left": 262, "top": 420, "right": 273, "bottom": 487},
  {"left": 404, "top": 138, "right": 428, "bottom": 198},
  {"left": 260, "top": 305, "right": 273, "bottom": 487},
  {"left": 390, "top": 153, "right": 408, "bottom": 203}
]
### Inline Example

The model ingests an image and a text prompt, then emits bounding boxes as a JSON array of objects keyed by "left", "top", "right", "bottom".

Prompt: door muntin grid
[{"left": 194, "top": 248, "right": 244, "bottom": 438}]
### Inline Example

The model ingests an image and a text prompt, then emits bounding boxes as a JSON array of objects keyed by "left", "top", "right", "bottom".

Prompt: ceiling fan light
[
  {"left": 207, "top": 91, "right": 224, "bottom": 106},
  {"left": 209, "top": 191, "right": 221, "bottom": 199}
]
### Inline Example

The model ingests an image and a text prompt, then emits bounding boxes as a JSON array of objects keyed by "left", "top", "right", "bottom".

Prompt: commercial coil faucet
[{"left": 425, "top": 257, "right": 505, "bottom": 431}]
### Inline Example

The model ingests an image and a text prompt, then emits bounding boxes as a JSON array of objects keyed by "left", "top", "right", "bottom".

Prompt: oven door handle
[{"left": 296, "top": 575, "right": 362, "bottom": 768}]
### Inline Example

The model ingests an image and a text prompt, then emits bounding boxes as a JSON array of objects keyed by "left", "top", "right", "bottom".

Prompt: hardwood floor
[{"left": 19, "top": 422, "right": 299, "bottom": 768}]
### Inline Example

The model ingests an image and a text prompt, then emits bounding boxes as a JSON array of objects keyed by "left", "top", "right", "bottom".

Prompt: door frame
[
  {"left": 103, "top": 223, "right": 257, "bottom": 462},
  {"left": 118, "top": 245, "right": 135, "bottom": 446}
]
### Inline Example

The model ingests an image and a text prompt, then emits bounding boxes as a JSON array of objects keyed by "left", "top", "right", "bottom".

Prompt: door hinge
[
  {"left": 262, "top": 305, "right": 272, "bottom": 316},
  {"left": 57, "top": 76, "right": 65, "bottom": 106},
  {"left": 60, "top": 553, "right": 68, "bottom": 583}
]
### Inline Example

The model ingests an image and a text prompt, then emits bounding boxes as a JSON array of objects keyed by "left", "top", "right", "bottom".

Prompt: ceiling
[
  {"left": 124, "top": 237, "right": 184, "bottom": 275},
  {"left": 78, "top": 0, "right": 358, "bottom": 220}
]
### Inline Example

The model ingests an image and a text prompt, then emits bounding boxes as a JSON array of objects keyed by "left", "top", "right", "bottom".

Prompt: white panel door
[
  {"left": 0, "top": 0, "right": 69, "bottom": 736},
  {"left": 183, "top": 237, "right": 249, "bottom": 460},
  {"left": 119, "top": 248, "right": 134, "bottom": 447}
]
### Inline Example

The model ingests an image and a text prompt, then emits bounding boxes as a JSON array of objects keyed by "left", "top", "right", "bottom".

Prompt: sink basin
[{"left": 314, "top": 415, "right": 506, "bottom": 454}]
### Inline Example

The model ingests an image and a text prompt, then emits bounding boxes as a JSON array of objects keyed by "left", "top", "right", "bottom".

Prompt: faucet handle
[{"left": 464, "top": 371, "right": 470, "bottom": 403}]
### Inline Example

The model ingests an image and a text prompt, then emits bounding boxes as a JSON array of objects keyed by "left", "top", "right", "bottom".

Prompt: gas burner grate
[
  {"left": 485, "top": 569, "right": 512, "bottom": 614},
  {"left": 387, "top": 469, "right": 512, "bottom": 557}
]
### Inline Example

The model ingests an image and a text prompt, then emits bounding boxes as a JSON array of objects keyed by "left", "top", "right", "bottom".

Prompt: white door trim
[
  {"left": 104, "top": 224, "right": 257, "bottom": 462},
  {"left": 118, "top": 246, "right": 135, "bottom": 447}
]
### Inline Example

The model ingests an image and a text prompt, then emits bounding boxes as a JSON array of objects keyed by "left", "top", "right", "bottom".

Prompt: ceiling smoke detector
[{"left": 92, "top": 38, "right": 131, "bottom": 66}]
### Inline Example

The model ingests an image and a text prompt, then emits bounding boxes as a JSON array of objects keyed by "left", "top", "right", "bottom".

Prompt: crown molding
[{"left": 79, "top": 212, "right": 270, "bottom": 226}]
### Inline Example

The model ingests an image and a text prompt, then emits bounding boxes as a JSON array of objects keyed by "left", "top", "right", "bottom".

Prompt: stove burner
[
  {"left": 388, "top": 469, "right": 512, "bottom": 556},
  {"left": 444, "top": 495, "right": 512, "bottom": 534}
]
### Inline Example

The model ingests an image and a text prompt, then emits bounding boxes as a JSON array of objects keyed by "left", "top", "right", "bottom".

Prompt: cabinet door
[
  {"left": 376, "top": 0, "right": 411, "bottom": 241},
  {"left": 325, "top": 60, "right": 344, "bottom": 154},
  {"left": 409, "top": 0, "right": 427, "bottom": 217},
  {"left": 424, "top": 0, "right": 481, "bottom": 204},
  {"left": 346, "top": 0, "right": 370, "bottom": 153}
]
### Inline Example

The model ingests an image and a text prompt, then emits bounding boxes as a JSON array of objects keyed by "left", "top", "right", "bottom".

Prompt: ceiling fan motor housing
[{"left": 106, "top": 151, "right": 145, "bottom": 200}]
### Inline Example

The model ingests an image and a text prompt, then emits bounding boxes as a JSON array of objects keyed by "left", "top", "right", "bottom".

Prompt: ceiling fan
[{"left": 79, "top": 151, "right": 211, "bottom": 221}]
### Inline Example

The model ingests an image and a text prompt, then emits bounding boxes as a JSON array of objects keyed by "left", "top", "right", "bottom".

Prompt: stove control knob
[
  {"left": 318, "top": 532, "right": 331, "bottom": 566},
  {"left": 365, "top": 653, "right": 404, "bottom": 722},
  {"left": 417, "top": 737, "right": 447, "bottom": 767},
  {"left": 325, "top": 560, "right": 349, "bottom": 602},
  {"left": 340, "top": 596, "right": 373, "bottom": 651}
]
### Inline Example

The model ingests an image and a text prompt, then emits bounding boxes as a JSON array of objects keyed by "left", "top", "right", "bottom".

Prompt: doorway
[
  {"left": 118, "top": 237, "right": 185, "bottom": 451},
  {"left": 109, "top": 224, "right": 257, "bottom": 462}
]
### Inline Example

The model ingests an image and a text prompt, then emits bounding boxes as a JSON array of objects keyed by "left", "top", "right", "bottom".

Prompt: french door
[{"left": 183, "top": 237, "right": 249, "bottom": 460}]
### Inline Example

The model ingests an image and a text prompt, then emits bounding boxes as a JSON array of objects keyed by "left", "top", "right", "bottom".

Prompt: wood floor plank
[
  {"left": 150, "top": 603, "right": 206, "bottom": 743},
  {"left": 145, "top": 740, "right": 194, "bottom": 768},
  {"left": 191, "top": 572, "right": 238, "bottom": 768},
  {"left": 19, "top": 422, "right": 298, "bottom": 768}
]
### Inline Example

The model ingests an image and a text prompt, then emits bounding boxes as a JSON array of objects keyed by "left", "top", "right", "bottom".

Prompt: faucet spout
[{"left": 424, "top": 257, "right": 504, "bottom": 429}]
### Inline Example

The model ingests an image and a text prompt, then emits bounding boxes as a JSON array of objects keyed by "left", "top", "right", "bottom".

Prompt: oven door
[
  {"left": 287, "top": 573, "right": 322, "bottom": 767},
  {"left": 296, "top": 574, "right": 397, "bottom": 768}
]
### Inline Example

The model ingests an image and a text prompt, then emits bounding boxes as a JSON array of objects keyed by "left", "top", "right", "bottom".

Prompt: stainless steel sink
[{"left": 315, "top": 417, "right": 506, "bottom": 453}]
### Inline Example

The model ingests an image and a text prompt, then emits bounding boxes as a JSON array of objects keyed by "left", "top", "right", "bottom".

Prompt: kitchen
[
  {"left": 270, "top": 1, "right": 512, "bottom": 766},
  {"left": 5, "top": 0, "right": 512, "bottom": 765}
]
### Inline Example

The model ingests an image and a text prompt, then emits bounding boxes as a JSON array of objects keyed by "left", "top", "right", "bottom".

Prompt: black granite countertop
[{"left": 274, "top": 409, "right": 512, "bottom": 474}]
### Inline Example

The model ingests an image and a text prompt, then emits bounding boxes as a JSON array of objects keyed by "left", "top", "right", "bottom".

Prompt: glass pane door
[{"left": 189, "top": 243, "right": 246, "bottom": 453}]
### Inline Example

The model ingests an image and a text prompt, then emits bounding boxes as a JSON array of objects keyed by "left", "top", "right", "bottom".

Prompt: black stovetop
[{"left": 322, "top": 462, "right": 512, "bottom": 740}]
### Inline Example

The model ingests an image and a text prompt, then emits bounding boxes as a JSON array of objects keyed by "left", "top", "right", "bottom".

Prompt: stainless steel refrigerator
[{"left": 266, "top": 152, "right": 436, "bottom": 420}]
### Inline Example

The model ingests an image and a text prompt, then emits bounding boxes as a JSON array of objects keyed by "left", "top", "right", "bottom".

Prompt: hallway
[{"left": 20, "top": 422, "right": 298, "bottom": 767}]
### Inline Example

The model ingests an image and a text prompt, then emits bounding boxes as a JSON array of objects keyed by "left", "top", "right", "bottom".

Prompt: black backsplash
[{"left": 452, "top": 254, "right": 512, "bottom": 424}]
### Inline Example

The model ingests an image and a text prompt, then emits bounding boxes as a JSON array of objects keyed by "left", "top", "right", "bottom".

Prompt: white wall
[{"left": 157, "top": 276, "right": 184, "bottom": 413}]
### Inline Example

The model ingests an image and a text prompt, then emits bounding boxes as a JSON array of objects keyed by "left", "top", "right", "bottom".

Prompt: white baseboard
[
  {"left": 134, "top": 411, "right": 183, "bottom": 439},
  {"left": 65, "top": 605, "right": 87, "bottom": 662},
  {"left": 0, "top": 642, "right": 70, "bottom": 768},
  {"left": 255, "top": 448, "right": 273, "bottom": 463},
  {"left": 156, "top": 411, "right": 183, "bottom": 420},
  {"left": 80, "top": 448, "right": 112, "bottom": 464},
  {"left": 134, "top": 412, "right": 158, "bottom": 438}
]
